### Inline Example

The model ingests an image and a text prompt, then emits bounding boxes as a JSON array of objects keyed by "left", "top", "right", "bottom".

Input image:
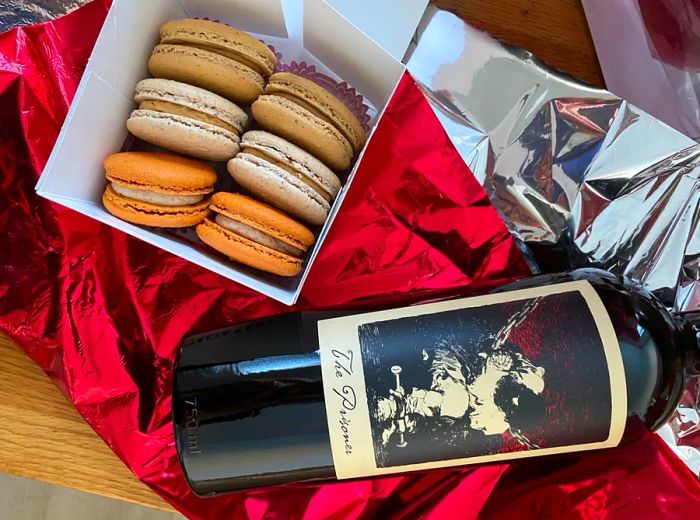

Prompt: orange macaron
[
  {"left": 196, "top": 192, "right": 315, "bottom": 277},
  {"left": 103, "top": 152, "right": 218, "bottom": 228}
]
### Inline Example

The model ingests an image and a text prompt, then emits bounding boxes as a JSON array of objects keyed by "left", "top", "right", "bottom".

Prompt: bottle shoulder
[{"left": 501, "top": 269, "right": 693, "bottom": 429}]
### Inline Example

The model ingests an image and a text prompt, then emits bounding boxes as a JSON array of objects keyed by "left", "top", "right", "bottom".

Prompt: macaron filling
[
  {"left": 241, "top": 147, "right": 332, "bottom": 202},
  {"left": 139, "top": 99, "right": 240, "bottom": 134},
  {"left": 111, "top": 183, "right": 206, "bottom": 206},
  {"left": 214, "top": 214, "right": 304, "bottom": 256}
]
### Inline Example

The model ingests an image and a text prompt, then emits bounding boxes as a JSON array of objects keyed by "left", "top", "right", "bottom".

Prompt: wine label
[{"left": 317, "top": 281, "right": 627, "bottom": 479}]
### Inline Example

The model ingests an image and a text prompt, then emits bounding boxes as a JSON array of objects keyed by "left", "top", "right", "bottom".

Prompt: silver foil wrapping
[
  {"left": 406, "top": 5, "right": 700, "bottom": 474},
  {"left": 0, "top": 0, "right": 89, "bottom": 32},
  {"left": 407, "top": 6, "right": 700, "bottom": 315}
]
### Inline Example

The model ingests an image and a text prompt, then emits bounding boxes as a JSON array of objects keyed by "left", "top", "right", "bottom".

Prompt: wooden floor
[
  {"left": 0, "top": 334, "right": 175, "bottom": 512},
  {"left": 432, "top": 0, "right": 604, "bottom": 87},
  {"left": 0, "top": 472, "right": 183, "bottom": 520}
]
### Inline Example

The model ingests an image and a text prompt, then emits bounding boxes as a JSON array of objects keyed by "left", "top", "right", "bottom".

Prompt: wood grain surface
[
  {"left": 0, "top": 0, "right": 603, "bottom": 512},
  {"left": 0, "top": 334, "right": 174, "bottom": 511},
  {"left": 433, "top": 0, "right": 604, "bottom": 87}
]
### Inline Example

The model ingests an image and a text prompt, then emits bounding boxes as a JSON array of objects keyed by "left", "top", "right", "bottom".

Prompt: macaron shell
[
  {"left": 228, "top": 154, "right": 330, "bottom": 226},
  {"left": 241, "top": 130, "right": 342, "bottom": 199},
  {"left": 149, "top": 44, "right": 263, "bottom": 105},
  {"left": 159, "top": 19, "right": 276, "bottom": 77},
  {"left": 103, "top": 185, "right": 211, "bottom": 228},
  {"left": 127, "top": 109, "right": 240, "bottom": 161},
  {"left": 104, "top": 152, "right": 217, "bottom": 193},
  {"left": 196, "top": 218, "right": 303, "bottom": 277},
  {"left": 266, "top": 72, "right": 367, "bottom": 153},
  {"left": 252, "top": 95, "right": 353, "bottom": 171},
  {"left": 134, "top": 78, "right": 248, "bottom": 131},
  {"left": 211, "top": 192, "right": 316, "bottom": 249}
]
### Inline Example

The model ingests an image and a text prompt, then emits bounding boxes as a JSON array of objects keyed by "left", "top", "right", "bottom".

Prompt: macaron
[
  {"left": 127, "top": 79, "right": 247, "bottom": 161},
  {"left": 102, "top": 152, "right": 217, "bottom": 228},
  {"left": 148, "top": 19, "right": 277, "bottom": 105},
  {"left": 196, "top": 192, "right": 315, "bottom": 277},
  {"left": 252, "top": 72, "right": 367, "bottom": 171},
  {"left": 227, "top": 131, "right": 342, "bottom": 226}
]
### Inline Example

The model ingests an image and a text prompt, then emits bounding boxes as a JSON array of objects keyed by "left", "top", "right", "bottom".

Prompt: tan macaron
[
  {"left": 149, "top": 19, "right": 277, "bottom": 105},
  {"left": 127, "top": 79, "right": 247, "bottom": 161},
  {"left": 196, "top": 193, "right": 315, "bottom": 277},
  {"left": 102, "top": 152, "right": 217, "bottom": 228},
  {"left": 252, "top": 72, "right": 367, "bottom": 171},
  {"left": 228, "top": 131, "right": 342, "bottom": 226}
]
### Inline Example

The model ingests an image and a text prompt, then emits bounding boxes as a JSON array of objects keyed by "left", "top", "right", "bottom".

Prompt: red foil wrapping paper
[{"left": 0, "top": 2, "right": 699, "bottom": 518}]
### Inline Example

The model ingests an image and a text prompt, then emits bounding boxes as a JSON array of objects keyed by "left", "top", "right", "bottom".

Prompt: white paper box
[
  {"left": 326, "top": 0, "right": 430, "bottom": 61},
  {"left": 37, "top": 0, "right": 425, "bottom": 305}
]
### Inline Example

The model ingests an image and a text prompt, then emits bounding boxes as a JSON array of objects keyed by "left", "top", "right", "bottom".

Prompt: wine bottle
[{"left": 173, "top": 269, "right": 700, "bottom": 496}]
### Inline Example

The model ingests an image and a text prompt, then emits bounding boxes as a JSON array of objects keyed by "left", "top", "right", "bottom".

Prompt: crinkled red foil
[{"left": 1, "top": 2, "right": 699, "bottom": 519}]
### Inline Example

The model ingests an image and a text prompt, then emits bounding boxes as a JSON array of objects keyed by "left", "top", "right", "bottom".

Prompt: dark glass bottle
[{"left": 172, "top": 269, "right": 700, "bottom": 496}]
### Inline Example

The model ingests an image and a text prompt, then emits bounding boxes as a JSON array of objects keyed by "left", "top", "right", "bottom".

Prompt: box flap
[
  {"left": 326, "top": 0, "right": 429, "bottom": 61},
  {"left": 38, "top": 72, "right": 132, "bottom": 202},
  {"left": 179, "top": 0, "right": 288, "bottom": 37},
  {"left": 303, "top": 0, "right": 405, "bottom": 113}
]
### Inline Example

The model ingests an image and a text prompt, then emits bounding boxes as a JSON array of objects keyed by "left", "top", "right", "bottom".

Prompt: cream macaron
[
  {"left": 127, "top": 78, "right": 247, "bottom": 161},
  {"left": 227, "top": 131, "right": 342, "bottom": 226}
]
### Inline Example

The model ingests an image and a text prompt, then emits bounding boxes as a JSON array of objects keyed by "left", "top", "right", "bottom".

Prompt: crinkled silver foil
[
  {"left": 406, "top": 6, "right": 700, "bottom": 315},
  {"left": 0, "top": 0, "right": 90, "bottom": 33},
  {"left": 406, "top": 5, "right": 700, "bottom": 474}
]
